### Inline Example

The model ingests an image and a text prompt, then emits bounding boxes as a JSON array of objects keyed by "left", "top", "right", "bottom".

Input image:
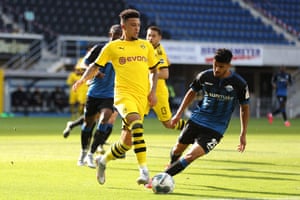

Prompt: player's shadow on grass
[
  {"left": 169, "top": 192, "right": 264, "bottom": 200},
  {"left": 186, "top": 171, "right": 297, "bottom": 181},
  {"left": 177, "top": 184, "right": 300, "bottom": 199}
]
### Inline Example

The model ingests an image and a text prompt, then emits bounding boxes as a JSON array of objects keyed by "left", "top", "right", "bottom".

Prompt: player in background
[
  {"left": 145, "top": 26, "right": 185, "bottom": 130},
  {"left": 156, "top": 48, "right": 249, "bottom": 179},
  {"left": 62, "top": 25, "right": 122, "bottom": 139},
  {"left": 64, "top": 25, "right": 122, "bottom": 168},
  {"left": 73, "top": 9, "right": 159, "bottom": 185},
  {"left": 267, "top": 66, "right": 293, "bottom": 127},
  {"left": 66, "top": 61, "right": 88, "bottom": 118},
  {"left": 77, "top": 24, "right": 122, "bottom": 168}
]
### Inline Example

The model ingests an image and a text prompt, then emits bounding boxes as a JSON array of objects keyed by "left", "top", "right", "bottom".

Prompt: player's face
[
  {"left": 146, "top": 29, "right": 161, "bottom": 47},
  {"left": 123, "top": 18, "right": 140, "bottom": 40},
  {"left": 213, "top": 60, "right": 231, "bottom": 78}
]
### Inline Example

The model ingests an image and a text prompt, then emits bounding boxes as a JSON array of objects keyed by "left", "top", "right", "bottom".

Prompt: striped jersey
[{"left": 190, "top": 69, "right": 250, "bottom": 135}]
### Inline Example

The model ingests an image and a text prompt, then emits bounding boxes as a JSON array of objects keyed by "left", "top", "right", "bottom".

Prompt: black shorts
[
  {"left": 178, "top": 120, "right": 223, "bottom": 153},
  {"left": 277, "top": 96, "right": 287, "bottom": 104},
  {"left": 85, "top": 96, "right": 114, "bottom": 117}
]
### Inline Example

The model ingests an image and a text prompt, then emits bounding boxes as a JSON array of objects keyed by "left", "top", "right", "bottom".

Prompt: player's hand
[
  {"left": 148, "top": 91, "right": 157, "bottom": 107},
  {"left": 170, "top": 114, "right": 180, "bottom": 127},
  {"left": 237, "top": 134, "right": 246, "bottom": 152},
  {"left": 72, "top": 79, "right": 84, "bottom": 92}
]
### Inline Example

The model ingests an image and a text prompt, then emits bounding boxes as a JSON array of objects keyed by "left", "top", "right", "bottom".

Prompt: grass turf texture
[{"left": 0, "top": 116, "right": 299, "bottom": 200}]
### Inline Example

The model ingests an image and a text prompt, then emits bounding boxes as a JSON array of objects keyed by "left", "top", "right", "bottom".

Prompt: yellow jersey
[
  {"left": 95, "top": 39, "right": 159, "bottom": 98},
  {"left": 155, "top": 44, "right": 169, "bottom": 96}
]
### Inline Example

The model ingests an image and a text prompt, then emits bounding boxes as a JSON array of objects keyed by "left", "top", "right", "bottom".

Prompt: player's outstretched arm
[
  {"left": 72, "top": 63, "right": 99, "bottom": 92},
  {"left": 171, "top": 89, "right": 196, "bottom": 126}
]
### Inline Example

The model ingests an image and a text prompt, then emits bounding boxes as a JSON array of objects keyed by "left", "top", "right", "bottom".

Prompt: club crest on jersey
[
  {"left": 140, "top": 44, "right": 146, "bottom": 49},
  {"left": 224, "top": 85, "right": 233, "bottom": 92}
]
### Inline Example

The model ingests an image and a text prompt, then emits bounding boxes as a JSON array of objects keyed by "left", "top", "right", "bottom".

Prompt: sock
[
  {"left": 174, "top": 119, "right": 186, "bottom": 130},
  {"left": 90, "top": 123, "right": 113, "bottom": 153},
  {"left": 98, "top": 123, "right": 113, "bottom": 144},
  {"left": 170, "top": 147, "right": 181, "bottom": 164},
  {"left": 130, "top": 120, "right": 147, "bottom": 167},
  {"left": 70, "top": 115, "right": 84, "bottom": 129},
  {"left": 165, "top": 157, "right": 190, "bottom": 176},
  {"left": 90, "top": 130, "right": 104, "bottom": 153},
  {"left": 80, "top": 124, "right": 93, "bottom": 150},
  {"left": 103, "top": 124, "right": 113, "bottom": 143},
  {"left": 105, "top": 141, "right": 131, "bottom": 163}
]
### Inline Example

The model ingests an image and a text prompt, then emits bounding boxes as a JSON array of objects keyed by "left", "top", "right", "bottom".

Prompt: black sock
[
  {"left": 165, "top": 158, "right": 189, "bottom": 176},
  {"left": 70, "top": 115, "right": 84, "bottom": 129},
  {"left": 170, "top": 148, "right": 181, "bottom": 164},
  {"left": 90, "top": 130, "right": 105, "bottom": 153},
  {"left": 81, "top": 129, "right": 92, "bottom": 150},
  {"left": 103, "top": 126, "right": 113, "bottom": 143}
]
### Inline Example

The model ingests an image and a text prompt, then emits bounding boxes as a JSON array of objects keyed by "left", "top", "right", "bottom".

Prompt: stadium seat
[{"left": 124, "top": 0, "right": 293, "bottom": 45}]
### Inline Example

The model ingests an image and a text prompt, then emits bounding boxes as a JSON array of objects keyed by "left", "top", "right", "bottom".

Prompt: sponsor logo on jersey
[
  {"left": 204, "top": 91, "right": 234, "bottom": 101},
  {"left": 119, "top": 56, "right": 147, "bottom": 65}
]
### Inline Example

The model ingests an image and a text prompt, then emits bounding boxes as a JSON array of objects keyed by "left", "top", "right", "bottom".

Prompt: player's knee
[{"left": 129, "top": 120, "right": 143, "bottom": 131}]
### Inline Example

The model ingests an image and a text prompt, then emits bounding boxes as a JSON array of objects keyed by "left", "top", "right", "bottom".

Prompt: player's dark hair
[
  {"left": 119, "top": 9, "right": 140, "bottom": 23},
  {"left": 109, "top": 24, "right": 122, "bottom": 40},
  {"left": 147, "top": 26, "right": 162, "bottom": 36},
  {"left": 109, "top": 24, "right": 122, "bottom": 34},
  {"left": 214, "top": 48, "right": 233, "bottom": 64}
]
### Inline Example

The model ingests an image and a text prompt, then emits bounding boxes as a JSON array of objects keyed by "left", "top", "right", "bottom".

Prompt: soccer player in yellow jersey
[
  {"left": 72, "top": 9, "right": 159, "bottom": 186},
  {"left": 66, "top": 59, "right": 88, "bottom": 118},
  {"left": 146, "top": 26, "right": 185, "bottom": 130}
]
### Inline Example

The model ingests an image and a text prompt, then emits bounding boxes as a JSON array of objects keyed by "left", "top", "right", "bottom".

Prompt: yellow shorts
[
  {"left": 114, "top": 93, "right": 148, "bottom": 124},
  {"left": 68, "top": 86, "right": 88, "bottom": 105},
  {"left": 147, "top": 93, "right": 172, "bottom": 122}
]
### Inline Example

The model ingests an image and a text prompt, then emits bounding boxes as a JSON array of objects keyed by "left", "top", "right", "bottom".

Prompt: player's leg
[
  {"left": 96, "top": 97, "right": 148, "bottom": 185},
  {"left": 153, "top": 96, "right": 185, "bottom": 130},
  {"left": 279, "top": 97, "right": 290, "bottom": 126},
  {"left": 272, "top": 96, "right": 283, "bottom": 116},
  {"left": 96, "top": 125, "right": 132, "bottom": 184},
  {"left": 78, "top": 115, "right": 95, "bottom": 166},
  {"left": 77, "top": 97, "right": 97, "bottom": 166},
  {"left": 63, "top": 115, "right": 84, "bottom": 138},
  {"left": 105, "top": 110, "right": 119, "bottom": 142},
  {"left": 165, "top": 123, "right": 222, "bottom": 177},
  {"left": 90, "top": 99, "right": 115, "bottom": 154},
  {"left": 96, "top": 110, "right": 119, "bottom": 153},
  {"left": 169, "top": 143, "right": 189, "bottom": 164},
  {"left": 168, "top": 121, "right": 193, "bottom": 165},
  {"left": 90, "top": 108, "right": 113, "bottom": 154},
  {"left": 165, "top": 142, "right": 205, "bottom": 176}
]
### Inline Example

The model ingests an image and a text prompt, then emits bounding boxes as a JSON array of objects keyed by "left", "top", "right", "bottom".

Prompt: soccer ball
[{"left": 151, "top": 172, "right": 175, "bottom": 194}]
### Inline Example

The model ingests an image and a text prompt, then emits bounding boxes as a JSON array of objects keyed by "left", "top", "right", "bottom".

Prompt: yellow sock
[
  {"left": 130, "top": 120, "right": 147, "bottom": 166},
  {"left": 174, "top": 119, "right": 186, "bottom": 130},
  {"left": 104, "top": 141, "right": 131, "bottom": 163}
]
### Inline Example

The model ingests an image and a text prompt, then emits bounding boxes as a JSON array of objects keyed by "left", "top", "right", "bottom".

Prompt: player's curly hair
[{"left": 214, "top": 48, "right": 233, "bottom": 64}]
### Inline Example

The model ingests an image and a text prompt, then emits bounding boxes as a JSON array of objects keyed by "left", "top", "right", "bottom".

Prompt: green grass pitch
[{"left": 0, "top": 116, "right": 299, "bottom": 200}]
